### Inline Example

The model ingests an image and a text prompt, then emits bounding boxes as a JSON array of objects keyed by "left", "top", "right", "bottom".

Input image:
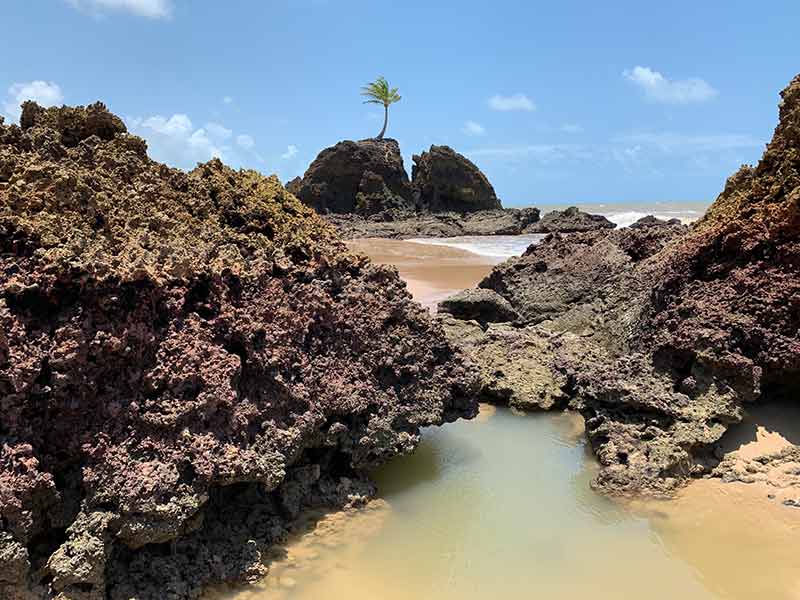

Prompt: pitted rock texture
[
  {"left": 437, "top": 288, "right": 518, "bottom": 324},
  {"left": 481, "top": 224, "right": 687, "bottom": 329},
  {"left": 288, "top": 138, "right": 416, "bottom": 215},
  {"left": 527, "top": 206, "right": 616, "bottom": 233},
  {"left": 443, "top": 75, "right": 800, "bottom": 498},
  {"left": 0, "top": 102, "right": 478, "bottom": 600},
  {"left": 325, "top": 207, "right": 541, "bottom": 239},
  {"left": 411, "top": 145, "right": 501, "bottom": 213}
]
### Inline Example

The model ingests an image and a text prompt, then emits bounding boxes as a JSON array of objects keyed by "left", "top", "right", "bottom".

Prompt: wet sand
[
  {"left": 346, "top": 238, "right": 498, "bottom": 309},
  {"left": 210, "top": 237, "right": 800, "bottom": 600}
]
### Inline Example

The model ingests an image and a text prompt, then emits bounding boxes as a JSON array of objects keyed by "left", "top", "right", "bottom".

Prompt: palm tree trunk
[{"left": 377, "top": 104, "right": 388, "bottom": 140}]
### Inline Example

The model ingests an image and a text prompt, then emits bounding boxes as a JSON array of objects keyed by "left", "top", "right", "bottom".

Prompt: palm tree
[{"left": 361, "top": 76, "right": 401, "bottom": 140}]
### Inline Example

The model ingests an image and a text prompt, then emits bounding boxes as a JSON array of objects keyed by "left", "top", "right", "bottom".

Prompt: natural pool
[
  {"left": 209, "top": 236, "right": 799, "bottom": 600},
  {"left": 211, "top": 405, "right": 800, "bottom": 600}
]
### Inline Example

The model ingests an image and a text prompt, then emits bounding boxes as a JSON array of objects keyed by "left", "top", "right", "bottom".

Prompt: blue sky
[{"left": 1, "top": 1, "right": 798, "bottom": 206}]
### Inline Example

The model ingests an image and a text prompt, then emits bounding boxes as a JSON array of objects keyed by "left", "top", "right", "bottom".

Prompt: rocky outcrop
[
  {"left": 288, "top": 138, "right": 416, "bottom": 215},
  {"left": 629, "top": 215, "right": 683, "bottom": 229},
  {"left": 412, "top": 145, "right": 501, "bottom": 213},
  {"left": 0, "top": 102, "right": 478, "bottom": 599},
  {"left": 438, "top": 289, "right": 517, "bottom": 324},
  {"left": 440, "top": 223, "right": 687, "bottom": 413},
  {"left": 438, "top": 317, "right": 573, "bottom": 411},
  {"left": 527, "top": 206, "right": 615, "bottom": 233},
  {"left": 290, "top": 140, "right": 522, "bottom": 237},
  {"left": 325, "top": 207, "right": 541, "bottom": 239},
  {"left": 441, "top": 75, "right": 800, "bottom": 499},
  {"left": 481, "top": 224, "right": 687, "bottom": 327}
]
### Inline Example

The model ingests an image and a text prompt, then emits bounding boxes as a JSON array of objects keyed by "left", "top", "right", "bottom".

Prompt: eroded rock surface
[
  {"left": 326, "top": 207, "right": 541, "bottom": 239},
  {"left": 437, "top": 288, "right": 517, "bottom": 324},
  {"left": 288, "top": 138, "right": 416, "bottom": 215},
  {"left": 411, "top": 145, "right": 501, "bottom": 213},
  {"left": 441, "top": 73, "right": 800, "bottom": 499},
  {"left": 0, "top": 102, "right": 478, "bottom": 599}
]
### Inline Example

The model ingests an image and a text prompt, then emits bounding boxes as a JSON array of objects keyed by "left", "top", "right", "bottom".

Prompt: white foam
[
  {"left": 604, "top": 210, "right": 700, "bottom": 228},
  {"left": 407, "top": 234, "right": 545, "bottom": 262},
  {"left": 409, "top": 207, "right": 702, "bottom": 260}
]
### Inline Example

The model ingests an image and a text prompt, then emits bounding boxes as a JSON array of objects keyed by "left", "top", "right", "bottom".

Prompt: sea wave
[
  {"left": 603, "top": 210, "right": 700, "bottom": 228},
  {"left": 407, "top": 234, "right": 545, "bottom": 261}
]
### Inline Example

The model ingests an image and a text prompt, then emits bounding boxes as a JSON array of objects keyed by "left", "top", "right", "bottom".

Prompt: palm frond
[{"left": 360, "top": 76, "right": 401, "bottom": 106}]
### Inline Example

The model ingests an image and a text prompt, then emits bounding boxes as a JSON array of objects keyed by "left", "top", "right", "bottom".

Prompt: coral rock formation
[
  {"left": 442, "top": 75, "right": 800, "bottom": 498},
  {"left": 0, "top": 102, "right": 478, "bottom": 599}
]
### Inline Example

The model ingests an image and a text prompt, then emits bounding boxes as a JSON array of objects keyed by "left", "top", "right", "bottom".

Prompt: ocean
[{"left": 409, "top": 200, "right": 707, "bottom": 260}]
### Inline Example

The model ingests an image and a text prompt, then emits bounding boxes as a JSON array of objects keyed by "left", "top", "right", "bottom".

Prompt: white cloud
[
  {"left": 3, "top": 81, "right": 64, "bottom": 121},
  {"left": 66, "top": 0, "right": 171, "bottom": 18},
  {"left": 468, "top": 144, "right": 591, "bottom": 163},
  {"left": 223, "top": 96, "right": 233, "bottom": 105},
  {"left": 127, "top": 113, "right": 225, "bottom": 168},
  {"left": 206, "top": 122, "right": 232, "bottom": 140},
  {"left": 561, "top": 123, "right": 584, "bottom": 134},
  {"left": 488, "top": 93, "right": 536, "bottom": 112},
  {"left": 614, "top": 132, "right": 761, "bottom": 152},
  {"left": 463, "top": 120, "right": 486, "bottom": 136},
  {"left": 623, "top": 66, "right": 718, "bottom": 104},
  {"left": 468, "top": 130, "right": 761, "bottom": 175},
  {"left": 236, "top": 134, "right": 255, "bottom": 150},
  {"left": 281, "top": 145, "right": 298, "bottom": 160}
]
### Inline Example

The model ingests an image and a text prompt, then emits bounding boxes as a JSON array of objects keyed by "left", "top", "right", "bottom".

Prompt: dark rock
[
  {"left": 444, "top": 74, "right": 800, "bottom": 498},
  {"left": 526, "top": 206, "right": 616, "bottom": 233},
  {"left": 326, "top": 207, "right": 541, "bottom": 239},
  {"left": 0, "top": 103, "right": 479, "bottom": 599},
  {"left": 629, "top": 215, "right": 683, "bottom": 229},
  {"left": 459, "top": 207, "right": 540, "bottom": 235},
  {"left": 412, "top": 145, "right": 501, "bottom": 213},
  {"left": 480, "top": 224, "right": 687, "bottom": 328},
  {"left": 290, "top": 138, "right": 416, "bottom": 215},
  {"left": 438, "top": 288, "right": 518, "bottom": 324},
  {"left": 285, "top": 176, "right": 302, "bottom": 196}
]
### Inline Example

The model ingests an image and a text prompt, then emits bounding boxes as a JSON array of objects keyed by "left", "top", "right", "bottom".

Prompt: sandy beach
[{"left": 346, "top": 238, "right": 499, "bottom": 309}]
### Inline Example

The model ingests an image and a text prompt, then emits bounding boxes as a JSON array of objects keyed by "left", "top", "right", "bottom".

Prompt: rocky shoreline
[
  {"left": 437, "top": 75, "right": 800, "bottom": 498},
  {"left": 0, "top": 102, "right": 477, "bottom": 599},
  {"left": 1, "top": 71, "right": 798, "bottom": 600},
  {"left": 285, "top": 136, "right": 616, "bottom": 239}
]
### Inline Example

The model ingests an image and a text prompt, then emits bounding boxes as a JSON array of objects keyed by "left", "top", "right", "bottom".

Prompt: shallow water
[
  {"left": 211, "top": 237, "right": 799, "bottom": 600},
  {"left": 209, "top": 406, "right": 800, "bottom": 600}
]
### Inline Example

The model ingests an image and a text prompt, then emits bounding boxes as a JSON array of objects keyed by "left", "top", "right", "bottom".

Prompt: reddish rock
[{"left": 0, "top": 102, "right": 478, "bottom": 599}]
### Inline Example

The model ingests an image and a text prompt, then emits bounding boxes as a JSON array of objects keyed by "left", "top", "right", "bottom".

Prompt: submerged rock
[
  {"left": 527, "top": 206, "right": 616, "bottom": 233},
  {"left": 412, "top": 145, "right": 501, "bottom": 213},
  {"left": 289, "top": 138, "right": 416, "bottom": 215},
  {"left": 0, "top": 102, "right": 478, "bottom": 599},
  {"left": 443, "top": 73, "right": 800, "bottom": 499}
]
